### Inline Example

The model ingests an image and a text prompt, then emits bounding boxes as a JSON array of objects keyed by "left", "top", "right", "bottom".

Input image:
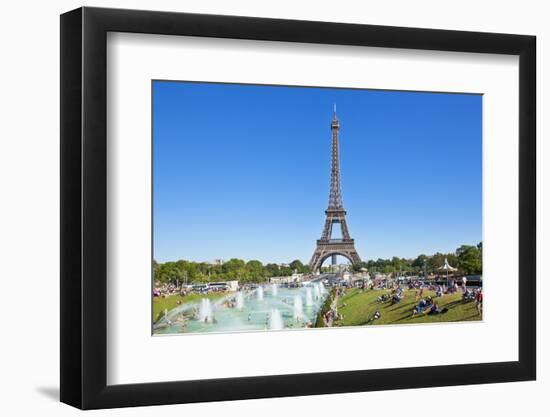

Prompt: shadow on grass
[
  {"left": 441, "top": 299, "right": 470, "bottom": 309},
  {"left": 387, "top": 301, "right": 416, "bottom": 314}
]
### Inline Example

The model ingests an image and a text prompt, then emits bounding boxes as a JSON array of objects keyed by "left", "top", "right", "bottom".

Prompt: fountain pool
[{"left": 154, "top": 283, "right": 328, "bottom": 335}]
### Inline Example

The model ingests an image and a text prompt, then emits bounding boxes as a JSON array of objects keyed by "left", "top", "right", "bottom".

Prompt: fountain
[
  {"left": 257, "top": 286, "right": 264, "bottom": 301},
  {"left": 318, "top": 282, "right": 327, "bottom": 295},
  {"left": 271, "top": 283, "right": 278, "bottom": 296},
  {"left": 154, "top": 281, "right": 330, "bottom": 335},
  {"left": 236, "top": 292, "right": 244, "bottom": 310},
  {"left": 305, "top": 287, "right": 313, "bottom": 306},
  {"left": 164, "top": 308, "right": 172, "bottom": 325},
  {"left": 293, "top": 295, "right": 304, "bottom": 321},
  {"left": 198, "top": 298, "right": 213, "bottom": 323},
  {"left": 269, "top": 308, "right": 284, "bottom": 330},
  {"left": 313, "top": 284, "right": 321, "bottom": 299}
]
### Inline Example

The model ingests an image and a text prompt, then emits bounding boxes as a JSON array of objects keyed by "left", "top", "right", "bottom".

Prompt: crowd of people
[
  {"left": 152, "top": 282, "right": 179, "bottom": 298},
  {"left": 322, "top": 287, "right": 347, "bottom": 327},
  {"left": 412, "top": 296, "right": 447, "bottom": 316},
  {"left": 372, "top": 277, "right": 483, "bottom": 318}
]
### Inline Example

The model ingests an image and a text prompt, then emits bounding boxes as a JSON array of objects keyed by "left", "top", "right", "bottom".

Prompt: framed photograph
[{"left": 60, "top": 6, "right": 536, "bottom": 409}]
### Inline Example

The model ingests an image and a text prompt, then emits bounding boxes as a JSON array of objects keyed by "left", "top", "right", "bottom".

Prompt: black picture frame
[{"left": 60, "top": 6, "right": 536, "bottom": 410}]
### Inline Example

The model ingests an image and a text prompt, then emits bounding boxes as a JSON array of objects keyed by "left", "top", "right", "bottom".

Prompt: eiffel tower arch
[{"left": 309, "top": 107, "right": 362, "bottom": 273}]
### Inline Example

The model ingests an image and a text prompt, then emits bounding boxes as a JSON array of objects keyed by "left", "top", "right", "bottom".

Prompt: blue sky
[{"left": 153, "top": 81, "right": 482, "bottom": 264}]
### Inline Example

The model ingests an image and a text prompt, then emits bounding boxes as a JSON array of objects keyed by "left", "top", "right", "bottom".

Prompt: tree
[
  {"left": 456, "top": 245, "right": 482, "bottom": 275},
  {"left": 477, "top": 241, "right": 483, "bottom": 261},
  {"left": 246, "top": 260, "right": 265, "bottom": 281},
  {"left": 352, "top": 261, "right": 369, "bottom": 272},
  {"left": 412, "top": 254, "right": 428, "bottom": 269},
  {"left": 289, "top": 259, "right": 305, "bottom": 273},
  {"left": 265, "top": 263, "right": 280, "bottom": 277},
  {"left": 153, "top": 241, "right": 483, "bottom": 286}
]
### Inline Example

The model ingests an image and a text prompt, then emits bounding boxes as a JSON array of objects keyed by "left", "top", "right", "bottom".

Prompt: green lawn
[
  {"left": 153, "top": 292, "right": 226, "bottom": 323},
  {"left": 332, "top": 288, "right": 481, "bottom": 327}
]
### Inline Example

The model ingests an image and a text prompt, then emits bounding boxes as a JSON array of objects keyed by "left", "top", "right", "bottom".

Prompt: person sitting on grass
[
  {"left": 413, "top": 297, "right": 437, "bottom": 316},
  {"left": 429, "top": 302, "right": 441, "bottom": 315},
  {"left": 377, "top": 293, "right": 389, "bottom": 303},
  {"left": 428, "top": 302, "right": 449, "bottom": 315},
  {"left": 412, "top": 298, "right": 427, "bottom": 316},
  {"left": 368, "top": 310, "right": 381, "bottom": 323},
  {"left": 425, "top": 296, "right": 433, "bottom": 307},
  {"left": 462, "top": 289, "right": 474, "bottom": 301}
]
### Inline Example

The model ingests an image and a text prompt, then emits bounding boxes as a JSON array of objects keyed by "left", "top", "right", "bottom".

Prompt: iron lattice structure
[{"left": 309, "top": 109, "right": 362, "bottom": 273}]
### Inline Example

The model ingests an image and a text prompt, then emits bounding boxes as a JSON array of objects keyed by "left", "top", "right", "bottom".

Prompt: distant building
[
  {"left": 211, "top": 259, "right": 224, "bottom": 265},
  {"left": 333, "top": 264, "right": 351, "bottom": 272},
  {"left": 269, "top": 273, "right": 304, "bottom": 284}
]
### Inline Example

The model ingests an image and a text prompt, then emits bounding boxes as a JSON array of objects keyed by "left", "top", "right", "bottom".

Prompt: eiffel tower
[{"left": 309, "top": 106, "right": 362, "bottom": 273}]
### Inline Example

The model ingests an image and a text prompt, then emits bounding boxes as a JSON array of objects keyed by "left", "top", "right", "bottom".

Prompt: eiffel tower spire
[
  {"left": 309, "top": 107, "right": 362, "bottom": 273},
  {"left": 328, "top": 104, "right": 343, "bottom": 209}
]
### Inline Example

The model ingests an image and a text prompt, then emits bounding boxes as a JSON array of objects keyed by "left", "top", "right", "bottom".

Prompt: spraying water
[
  {"left": 198, "top": 298, "right": 213, "bottom": 323},
  {"left": 236, "top": 292, "right": 244, "bottom": 309},
  {"left": 305, "top": 287, "right": 313, "bottom": 306},
  {"left": 293, "top": 295, "right": 304, "bottom": 321},
  {"left": 154, "top": 284, "right": 330, "bottom": 335},
  {"left": 313, "top": 284, "right": 321, "bottom": 299},
  {"left": 257, "top": 286, "right": 264, "bottom": 301},
  {"left": 271, "top": 283, "right": 278, "bottom": 296},
  {"left": 269, "top": 308, "right": 284, "bottom": 330}
]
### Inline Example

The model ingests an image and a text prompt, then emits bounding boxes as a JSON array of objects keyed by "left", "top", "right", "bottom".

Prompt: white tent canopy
[
  {"left": 438, "top": 258, "right": 457, "bottom": 287},
  {"left": 438, "top": 258, "right": 458, "bottom": 272}
]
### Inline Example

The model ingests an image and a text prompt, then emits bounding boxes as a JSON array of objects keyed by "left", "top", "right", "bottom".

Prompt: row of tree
[
  {"left": 154, "top": 242, "right": 482, "bottom": 285},
  {"left": 351, "top": 242, "right": 482, "bottom": 276},
  {"left": 153, "top": 258, "right": 311, "bottom": 285}
]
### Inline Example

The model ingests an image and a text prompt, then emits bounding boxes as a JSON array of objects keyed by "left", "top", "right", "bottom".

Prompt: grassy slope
[
  {"left": 315, "top": 288, "right": 336, "bottom": 328},
  {"left": 152, "top": 292, "right": 226, "bottom": 323},
  {"left": 334, "top": 288, "right": 481, "bottom": 327}
]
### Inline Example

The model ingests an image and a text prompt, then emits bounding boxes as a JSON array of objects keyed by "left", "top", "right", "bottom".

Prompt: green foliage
[
  {"left": 456, "top": 245, "right": 483, "bottom": 275},
  {"left": 153, "top": 242, "right": 482, "bottom": 285},
  {"left": 364, "top": 242, "right": 482, "bottom": 276},
  {"left": 153, "top": 257, "right": 310, "bottom": 285},
  {"left": 352, "top": 261, "right": 369, "bottom": 272}
]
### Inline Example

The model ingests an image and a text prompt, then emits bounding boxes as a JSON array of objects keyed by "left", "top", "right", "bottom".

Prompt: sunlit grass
[
  {"left": 152, "top": 292, "right": 226, "bottom": 323},
  {"left": 334, "top": 288, "right": 481, "bottom": 327}
]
